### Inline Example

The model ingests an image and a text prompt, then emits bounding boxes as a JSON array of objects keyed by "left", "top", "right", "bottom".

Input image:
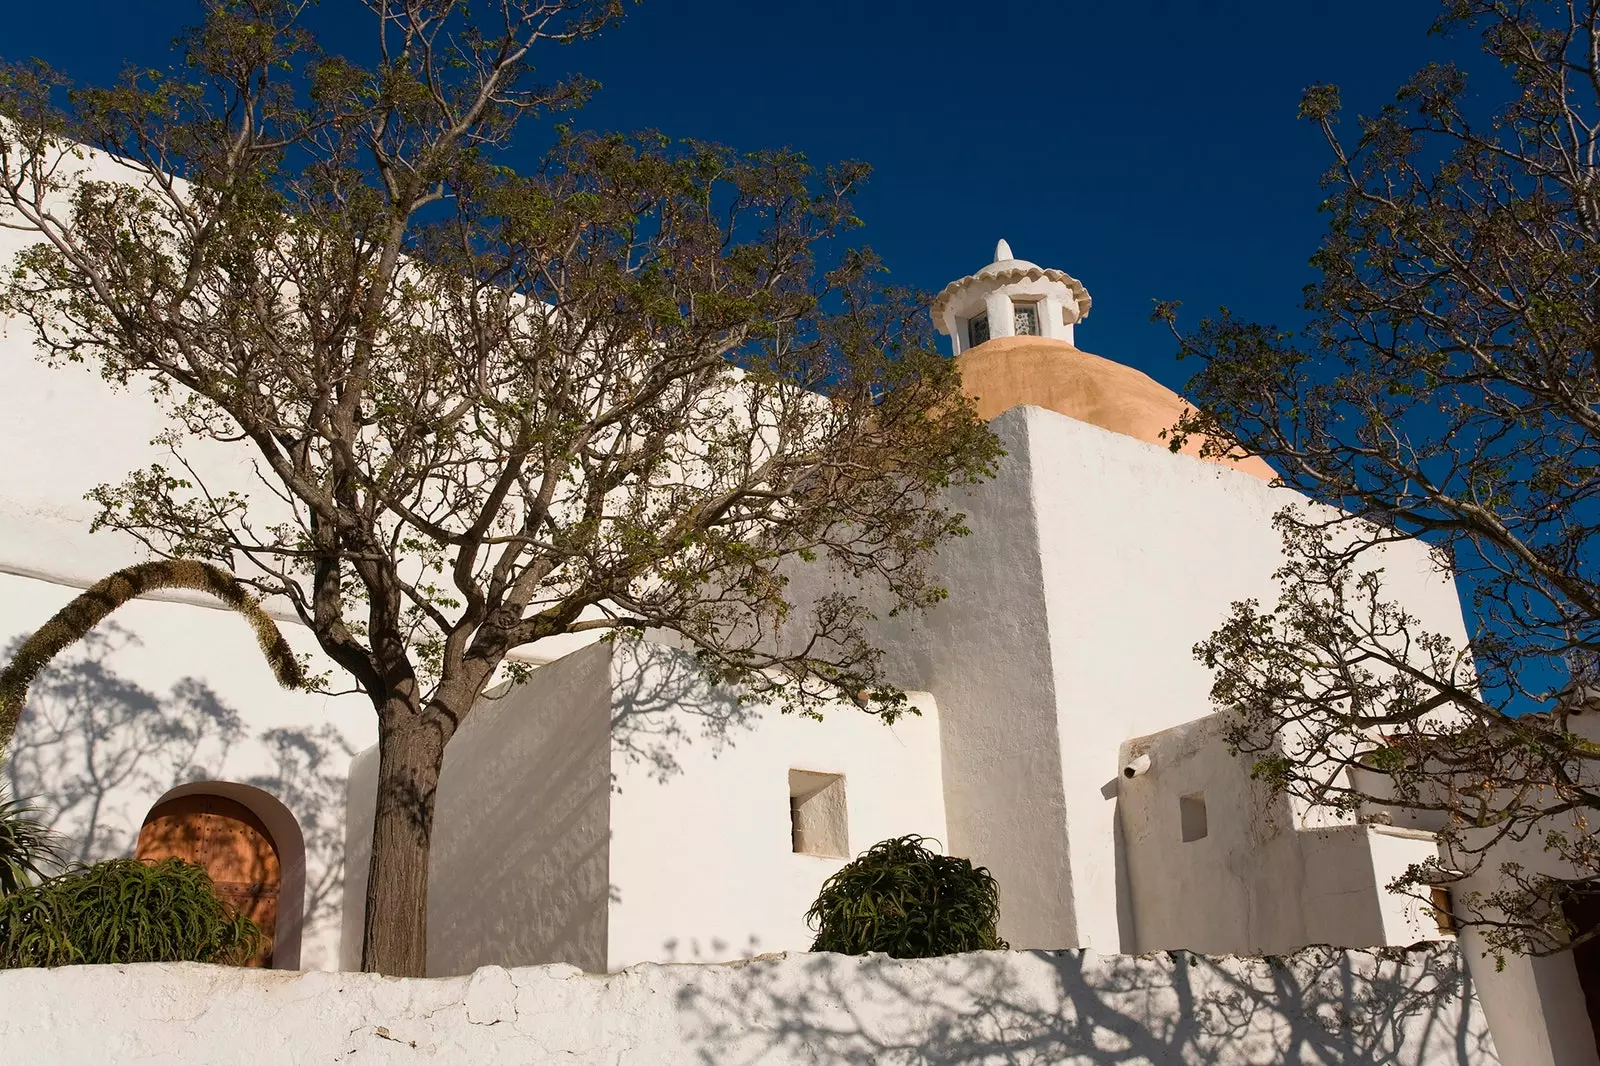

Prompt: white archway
[{"left": 141, "top": 779, "right": 308, "bottom": 970}]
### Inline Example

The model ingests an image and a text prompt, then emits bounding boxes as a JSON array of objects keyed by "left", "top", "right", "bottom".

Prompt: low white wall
[{"left": 0, "top": 943, "right": 1498, "bottom": 1065}]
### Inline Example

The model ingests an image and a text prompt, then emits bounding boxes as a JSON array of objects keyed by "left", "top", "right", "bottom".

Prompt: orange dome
[{"left": 956, "top": 336, "right": 1275, "bottom": 481}]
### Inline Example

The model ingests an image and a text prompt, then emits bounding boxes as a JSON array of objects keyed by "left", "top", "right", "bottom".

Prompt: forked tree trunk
[{"left": 360, "top": 717, "right": 448, "bottom": 976}]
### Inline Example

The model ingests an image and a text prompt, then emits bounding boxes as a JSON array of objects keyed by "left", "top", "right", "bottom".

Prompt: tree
[
  {"left": 1159, "top": 0, "right": 1600, "bottom": 958},
  {"left": 0, "top": 1, "right": 998, "bottom": 976}
]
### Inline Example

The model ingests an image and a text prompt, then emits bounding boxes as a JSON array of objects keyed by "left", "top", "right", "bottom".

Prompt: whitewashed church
[{"left": 0, "top": 211, "right": 1594, "bottom": 1064}]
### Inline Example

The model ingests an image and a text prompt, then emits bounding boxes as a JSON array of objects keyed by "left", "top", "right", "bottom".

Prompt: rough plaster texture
[
  {"left": 0, "top": 944, "right": 1498, "bottom": 1065},
  {"left": 1346, "top": 713, "right": 1600, "bottom": 1066},
  {"left": 1118, "top": 715, "right": 1305, "bottom": 955},
  {"left": 811, "top": 408, "right": 1079, "bottom": 952},
  {"left": 1461, "top": 934, "right": 1600, "bottom": 1066},
  {"left": 775, "top": 403, "right": 1475, "bottom": 960},
  {"left": 0, "top": 570, "right": 374, "bottom": 969},
  {"left": 1024, "top": 404, "right": 1471, "bottom": 954},
  {"left": 343, "top": 638, "right": 946, "bottom": 974},
  {"left": 1117, "top": 715, "right": 1439, "bottom": 957}
]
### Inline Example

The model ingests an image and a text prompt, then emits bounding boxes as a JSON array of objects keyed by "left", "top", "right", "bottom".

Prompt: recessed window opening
[
  {"left": 1429, "top": 886, "right": 1457, "bottom": 935},
  {"left": 1179, "top": 792, "right": 1208, "bottom": 842},
  {"left": 1013, "top": 301, "right": 1040, "bottom": 337},
  {"left": 789, "top": 769, "right": 848, "bottom": 858},
  {"left": 967, "top": 313, "right": 990, "bottom": 349}
]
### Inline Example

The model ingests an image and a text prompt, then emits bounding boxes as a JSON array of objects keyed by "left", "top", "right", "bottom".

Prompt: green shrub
[
  {"left": 0, "top": 785, "right": 63, "bottom": 896},
  {"left": 805, "top": 835, "right": 1008, "bottom": 958},
  {"left": 0, "top": 857, "right": 262, "bottom": 968}
]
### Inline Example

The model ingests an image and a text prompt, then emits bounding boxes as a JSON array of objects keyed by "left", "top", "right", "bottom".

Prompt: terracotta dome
[{"left": 955, "top": 336, "right": 1275, "bottom": 481}]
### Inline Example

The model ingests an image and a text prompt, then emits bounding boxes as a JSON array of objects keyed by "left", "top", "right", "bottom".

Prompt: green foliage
[
  {"left": 0, "top": 785, "right": 62, "bottom": 896},
  {"left": 1160, "top": 1, "right": 1600, "bottom": 958},
  {"left": 0, "top": 0, "right": 1001, "bottom": 976},
  {"left": 0, "top": 857, "right": 262, "bottom": 968},
  {"left": 806, "top": 835, "right": 1007, "bottom": 958}
]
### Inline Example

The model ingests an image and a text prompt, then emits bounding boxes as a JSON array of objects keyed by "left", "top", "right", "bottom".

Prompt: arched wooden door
[{"left": 135, "top": 794, "right": 280, "bottom": 967}]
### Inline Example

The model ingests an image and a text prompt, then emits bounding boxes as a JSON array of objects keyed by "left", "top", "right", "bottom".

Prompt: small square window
[
  {"left": 1429, "top": 886, "right": 1457, "bottom": 935},
  {"left": 1013, "top": 302, "right": 1039, "bottom": 336},
  {"left": 1179, "top": 793, "right": 1208, "bottom": 842},
  {"left": 789, "top": 769, "right": 848, "bottom": 858},
  {"left": 968, "top": 313, "right": 990, "bottom": 350}
]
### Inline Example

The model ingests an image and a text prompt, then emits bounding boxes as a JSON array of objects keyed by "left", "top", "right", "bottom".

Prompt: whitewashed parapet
[{"left": 0, "top": 943, "right": 1497, "bottom": 1064}]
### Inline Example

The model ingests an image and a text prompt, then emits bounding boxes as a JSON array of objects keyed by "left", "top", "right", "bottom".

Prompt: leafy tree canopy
[
  {"left": 1160, "top": 0, "right": 1600, "bottom": 957},
  {"left": 0, "top": 0, "right": 998, "bottom": 975}
]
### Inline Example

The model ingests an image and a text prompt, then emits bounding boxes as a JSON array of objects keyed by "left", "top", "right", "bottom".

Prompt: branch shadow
[
  {"left": 672, "top": 943, "right": 1500, "bottom": 1065},
  {"left": 4, "top": 624, "right": 352, "bottom": 959},
  {"left": 4, "top": 624, "right": 241, "bottom": 862},
  {"left": 607, "top": 636, "right": 762, "bottom": 788}
]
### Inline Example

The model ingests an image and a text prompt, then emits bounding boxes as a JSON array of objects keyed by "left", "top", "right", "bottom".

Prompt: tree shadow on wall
[
  {"left": 3, "top": 624, "right": 352, "bottom": 946},
  {"left": 243, "top": 723, "right": 354, "bottom": 943},
  {"left": 672, "top": 943, "right": 1499, "bottom": 1065},
  {"left": 607, "top": 636, "right": 762, "bottom": 788},
  {"left": 3, "top": 624, "right": 241, "bottom": 862}
]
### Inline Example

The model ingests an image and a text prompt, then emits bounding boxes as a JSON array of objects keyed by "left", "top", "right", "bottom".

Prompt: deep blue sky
[{"left": 3, "top": 1, "right": 1463, "bottom": 391}]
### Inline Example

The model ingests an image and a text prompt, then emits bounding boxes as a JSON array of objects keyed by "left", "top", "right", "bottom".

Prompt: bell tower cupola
[{"left": 931, "top": 240, "right": 1093, "bottom": 354}]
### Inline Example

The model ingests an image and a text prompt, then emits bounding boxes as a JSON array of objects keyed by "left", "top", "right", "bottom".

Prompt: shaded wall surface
[
  {"left": 341, "top": 638, "right": 947, "bottom": 975},
  {"left": 0, "top": 944, "right": 1497, "bottom": 1065}
]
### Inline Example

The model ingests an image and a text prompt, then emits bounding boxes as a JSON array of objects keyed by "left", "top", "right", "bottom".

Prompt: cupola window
[
  {"left": 967, "top": 313, "right": 990, "bottom": 349},
  {"left": 1013, "top": 302, "right": 1040, "bottom": 337}
]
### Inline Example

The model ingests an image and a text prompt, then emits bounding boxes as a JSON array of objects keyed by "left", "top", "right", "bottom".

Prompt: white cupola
[{"left": 931, "top": 240, "right": 1092, "bottom": 354}]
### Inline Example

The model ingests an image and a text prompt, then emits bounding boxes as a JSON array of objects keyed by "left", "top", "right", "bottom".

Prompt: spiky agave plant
[
  {"left": 0, "top": 785, "right": 62, "bottom": 896},
  {"left": 0, "top": 857, "right": 262, "bottom": 968},
  {"left": 806, "top": 835, "right": 1007, "bottom": 958}
]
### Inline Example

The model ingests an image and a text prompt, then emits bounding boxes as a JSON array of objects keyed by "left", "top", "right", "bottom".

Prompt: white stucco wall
[
  {"left": 0, "top": 166, "right": 384, "bottom": 970},
  {"left": 1461, "top": 934, "right": 1600, "bottom": 1066},
  {"left": 1022, "top": 404, "right": 1475, "bottom": 954},
  {"left": 1118, "top": 715, "right": 1304, "bottom": 954},
  {"left": 342, "top": 638, "right": 946, "bottom": 974},
  {"left": 0, "top": 570, "right": 375, "bottom": 969},
  {"left": 783, "top": 408, "right": 1080, "bottom": 951},
  {"left": 341, "top": 644, "right": 615, "bottom": 974},
  {"left": 775, "top": 402, "right": 1476, "bottom": 958},
  {"left": 0, "top": 943, "right": 1499, "bottom": 1065},
  {"left": 1118, "top": 713, "right": 1444, "bottom": 957},
  {"left": 1439, "top": 712, "right": 1600, "bottom": 1066},
  {"left": 604, "top": 638, "right": 945, "bottom": 970},
  {"left": 1344, "top": 706, "right": 1600, "bottom": 1065}
]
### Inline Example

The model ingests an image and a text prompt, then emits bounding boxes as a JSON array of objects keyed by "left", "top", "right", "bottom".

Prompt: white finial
[{"left": 994, "top": 238, "right": 1013, "bottom": 263}]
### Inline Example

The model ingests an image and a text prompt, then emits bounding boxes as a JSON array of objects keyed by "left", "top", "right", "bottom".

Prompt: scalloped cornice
[{"left": 931, "top": 263, "right": 1093, "bottom": 332}]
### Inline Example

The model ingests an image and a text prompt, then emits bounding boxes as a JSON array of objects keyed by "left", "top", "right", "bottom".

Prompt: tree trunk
[{"left": 360, "top": 718, "right": 447, "bottom": 976}]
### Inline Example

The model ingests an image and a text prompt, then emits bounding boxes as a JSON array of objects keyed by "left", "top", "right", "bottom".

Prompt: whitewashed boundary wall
[{"left": 0, "top": 943, "right": 1497, "bottom": 1064}]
